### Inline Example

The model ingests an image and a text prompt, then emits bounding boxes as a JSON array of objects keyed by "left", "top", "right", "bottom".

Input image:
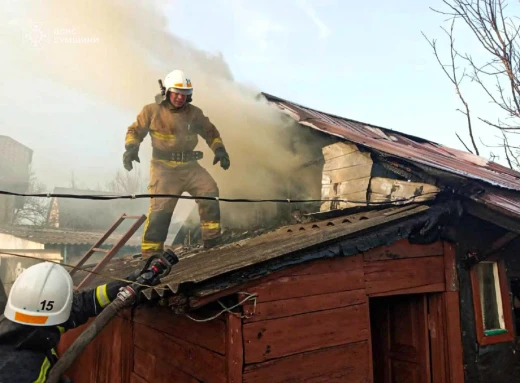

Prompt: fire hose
[{"left": 46, "top": 250, "right": 179, "bottom": 383}]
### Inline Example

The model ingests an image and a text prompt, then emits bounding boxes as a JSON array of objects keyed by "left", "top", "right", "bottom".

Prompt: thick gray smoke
[{"left": 1, "top": 0, "right": 327, "bottom": 230}]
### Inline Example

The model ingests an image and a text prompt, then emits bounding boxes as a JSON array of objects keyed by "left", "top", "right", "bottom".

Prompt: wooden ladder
[{"left": 70, "top": 213, "right": 146, "bottom": 289}]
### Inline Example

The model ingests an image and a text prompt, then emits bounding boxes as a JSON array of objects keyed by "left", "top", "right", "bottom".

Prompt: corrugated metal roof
[
  {"left": 263, "top": 93, "right": 520, "bottom": 192},
  {"left": 72, "top": 204, "right": 434, "bottom": 299},
  {"left": 473, "top": 188, "right": 520, "bottom": 217},
  {"left": 0, "top": 226, "right": 142, "bottom": 247}
]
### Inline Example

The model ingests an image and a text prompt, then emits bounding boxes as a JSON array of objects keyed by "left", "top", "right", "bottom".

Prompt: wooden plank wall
[
  {"left": 57, "top": 311, "right": 133, "bottom": 383},
  {"left": 57, "top": 239, "right": 465, "bottom": 383},
  {"left": 321, "top": 141, "right": 373, "bottom": 211},
  {"left": 320, "top": 141, "right": 440, "bottom": 212},
  {"left": 131, "top": 305, "right": 228, "bottom": 383},
  {"left": 369, "top": 177, "right": 439, "bottom": 204},
  {"left": 241, "top": 239, "right": 447, "bottom": 383},
  {"left": 58, "top": 306, "right": 230, "bottom": 383},
  {"left": 363, "top": 240, "right": 445, "bottom": 297},
  {"left": 242, "top": 255, "right": 369, "bottom": 383}
]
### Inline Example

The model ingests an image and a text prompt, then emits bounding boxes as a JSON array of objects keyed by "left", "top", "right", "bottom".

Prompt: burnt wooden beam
[
  {"left": 465, "top": 231, "right": 519, "bottom": 266},
  {"left": 464, "top": 200, "right": 520, "bottom": 234},
  {"left": 482, "top": 232, "right": 518, "bottom": 258}
]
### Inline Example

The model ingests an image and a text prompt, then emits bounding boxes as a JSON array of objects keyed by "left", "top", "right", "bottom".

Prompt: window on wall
[{"left": 471, "top": 260, "right": 514, "bottom": 345}]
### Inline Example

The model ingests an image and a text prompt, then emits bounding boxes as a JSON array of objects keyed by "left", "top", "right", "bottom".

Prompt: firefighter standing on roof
[{"left": 124, "top": 70, "right": 230, "bottom": 256}]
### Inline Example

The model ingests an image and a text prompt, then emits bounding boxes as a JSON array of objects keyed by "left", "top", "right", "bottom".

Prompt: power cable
[{"left": 0, "top": 189, "right": 439, "bottom": 205}]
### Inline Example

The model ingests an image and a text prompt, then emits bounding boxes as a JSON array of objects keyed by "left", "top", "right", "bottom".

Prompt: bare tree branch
[
  {"left": 478, "top": 116, "right": 520, "bottom": 129},
  {"left": 503, "top": 130, "right": 520, "bottom": 167},
  {"left": 502, "top": 131, "right": 514, "bottom": 168},
  {"left": 427, "top": 0, "right": 520, "bottom": 169},
  {"left": 105, "top": 167, "right": 147, "bottom": 194},
  {"left": 11, "top": 171, "right": 49, "bottom": 226},
  {"left": 456, "top": 132, "right": 475, "bottom": 153},
  {"left": 479, "top": 141, "right": 520, "bottom": 150},
  {"left": 423, "top": 19, "right": 480, "bottom": 155}
]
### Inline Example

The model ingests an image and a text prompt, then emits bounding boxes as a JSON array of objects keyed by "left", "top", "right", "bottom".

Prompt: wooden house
[{"left": 56, "top": 94, "right": 520, "bottom": 383}]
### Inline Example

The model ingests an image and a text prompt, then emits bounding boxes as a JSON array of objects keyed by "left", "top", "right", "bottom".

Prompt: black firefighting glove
[
  {"left": 123, "top": 145, "right": 140, "bottom": 171},
  {"left": 213, "top": 147, "right": 230, "bottom": 170}
]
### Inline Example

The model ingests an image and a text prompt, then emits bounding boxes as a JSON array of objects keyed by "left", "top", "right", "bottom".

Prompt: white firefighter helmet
[
  {"left": 164, "top": 69, "right": 193, "bottom": 95},
  {"left": 4, "top": 262, "right": 73, "bottom": 326}
]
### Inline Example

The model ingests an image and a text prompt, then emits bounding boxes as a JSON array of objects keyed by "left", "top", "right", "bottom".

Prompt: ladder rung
[
  {"left": 73, "top": 214, "right": 146, "bottom": 284},
  {"left": 92, "top": 247, "right": 110, "bottom": 253}
]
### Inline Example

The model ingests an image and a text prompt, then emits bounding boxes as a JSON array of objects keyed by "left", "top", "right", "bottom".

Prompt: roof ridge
[{"left": 261, "top": 92, "right": 441, "bottom": 145}]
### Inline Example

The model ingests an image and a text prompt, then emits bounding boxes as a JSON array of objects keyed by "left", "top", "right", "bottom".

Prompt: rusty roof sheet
[
  {"left": 72, "top": 204, "right": 432, "bottom": 298},
  {"left": 263, "top": 93, "right": 520, "bottom": 192},
  {"left": 0, "top": 226, "right": 142, "bottom": 247},
  {"left": 473, "top": 188, "right": 520, "bottom": 217}
]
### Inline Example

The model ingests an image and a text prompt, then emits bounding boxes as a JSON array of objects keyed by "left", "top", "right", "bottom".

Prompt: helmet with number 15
[{"left": 3, "top": 262, "right": 73, "bottom": 326}]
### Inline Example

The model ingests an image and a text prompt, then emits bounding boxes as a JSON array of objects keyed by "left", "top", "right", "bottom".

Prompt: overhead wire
[
  {"left": 183, "top": 292, "right": 257, "bottom": 323},
  {"left": 0, "top": 189, "right": 439, "bottom": 205},
  {"left": 0, "top": 250, "right": 166, "bottom": 290}
]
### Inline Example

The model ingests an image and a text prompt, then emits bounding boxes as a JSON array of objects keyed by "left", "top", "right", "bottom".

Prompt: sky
[
  {"left": 167, "top": 0, "right": 519, "bottom": 160},
  {"left": 0, "top": 0, "right": 518, "bottom": 196}
]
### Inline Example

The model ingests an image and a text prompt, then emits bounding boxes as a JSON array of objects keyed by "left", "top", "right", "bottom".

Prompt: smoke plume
[{"left": 2, "top": 0, "right": 329, "bottom": 230}]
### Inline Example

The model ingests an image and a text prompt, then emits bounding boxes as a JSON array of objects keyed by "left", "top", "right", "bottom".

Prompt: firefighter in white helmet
[
  {"left": 123, "top": 70, "right": 230, "bottom": 256},
  {"left": 0, "top": 262, "right": 142, "bottom": 382}
]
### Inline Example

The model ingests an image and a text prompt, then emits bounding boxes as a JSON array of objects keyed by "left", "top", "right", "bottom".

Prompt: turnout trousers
[{"left": 141, "top": 160, "right": 221, "bottom": 258}]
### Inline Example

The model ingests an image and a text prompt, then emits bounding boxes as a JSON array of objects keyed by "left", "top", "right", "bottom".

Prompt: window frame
[{"left": 470, "top": 259, "right": 514, "bottom": 346}]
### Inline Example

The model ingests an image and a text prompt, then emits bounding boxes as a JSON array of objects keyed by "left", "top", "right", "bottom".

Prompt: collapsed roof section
[{"left": 261, "top": 92, "right": 520, "bottom": 218}]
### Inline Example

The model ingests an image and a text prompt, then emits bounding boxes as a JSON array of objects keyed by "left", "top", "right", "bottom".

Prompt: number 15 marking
[{"left": 40, "top": 300, "right": 54, "bottom": 311}]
